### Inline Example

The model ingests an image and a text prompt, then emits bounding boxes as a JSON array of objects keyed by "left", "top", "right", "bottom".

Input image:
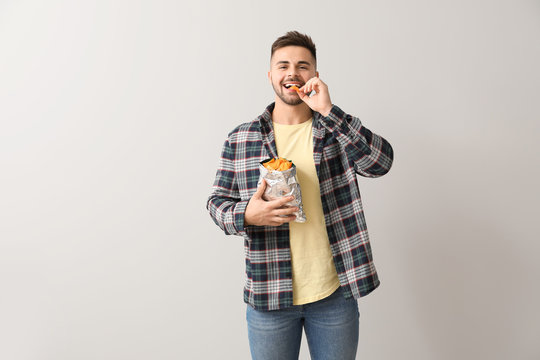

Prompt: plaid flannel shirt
[{"left": 206, "top": 102, "right": 393, "bottom": 311}]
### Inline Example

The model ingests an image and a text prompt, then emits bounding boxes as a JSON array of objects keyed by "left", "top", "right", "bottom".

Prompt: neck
[{"left": 272, "top": 98, "right": 313, "bottom": 125}]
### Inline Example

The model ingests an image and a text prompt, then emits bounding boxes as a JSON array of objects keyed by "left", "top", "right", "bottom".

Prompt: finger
[
  {"left": 296, "top": 89, "right": 308, "bottom": 100},
  {"left": 307, "top": 78, "right": 314, "bottom": 90},
  {"left": 280, "top": 215, "right": 297, "bottom": 223},
  {"left": 312, "top": 77, "right": 325, "bottom": 93},
  {"left": 296, "top": 85, "right": 308, "bottom": 97},
  {"left": 310, "top": 79, "right": 322, "bottom": 93},
  {"left": 268, "top": 195, "right": 294, "bottom": 208},
  {"left": 300, "top": 78, "right": 314, "bottom": 93},
  {"left": 253, "top": 178, "right": 266, "bottom": 198},
  {"left": 300, "top": 81, "right": 310, "bottom": 93},
  {"left": 305, "top": 77, "right": 318, "bottom": 92},
  {"left": 272, "top": 215, "right": 296, "bottom": 225},
  {"left": 274, "top": 207, "right": 299, "bottom": 216}
]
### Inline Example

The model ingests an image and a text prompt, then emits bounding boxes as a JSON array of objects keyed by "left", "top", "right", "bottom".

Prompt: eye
[
  {"left": 279, "top": 66, "right": 287, "bottom": 69},
  {"left": 300, "top": 66, "right": 307, "bottom": 69}
]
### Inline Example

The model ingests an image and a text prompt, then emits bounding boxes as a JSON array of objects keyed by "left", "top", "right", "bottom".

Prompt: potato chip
[{"left": 263, "top": 157, "right": 293, "bottom": 171}]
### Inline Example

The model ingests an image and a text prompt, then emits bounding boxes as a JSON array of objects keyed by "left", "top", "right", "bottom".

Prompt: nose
[{"left": 287, "top": 67, "right": 299, "bottom": 78}]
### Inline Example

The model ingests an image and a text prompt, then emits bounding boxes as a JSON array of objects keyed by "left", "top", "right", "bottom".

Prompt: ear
[
  {"left": 316, "top": 71, "right": 319, "bottom": 78},
  {"left": 267, "top": 71, "right": 271, "bottom": 83}
]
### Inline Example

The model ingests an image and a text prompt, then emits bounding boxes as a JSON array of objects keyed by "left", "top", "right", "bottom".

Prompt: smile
[{"left": 283, "top": 83, "right": 302, "bottom": 89}]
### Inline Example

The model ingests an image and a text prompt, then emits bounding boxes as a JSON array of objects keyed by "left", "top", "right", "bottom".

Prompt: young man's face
[{"left": 268, "top": 45, "right": 318, "bottom": 106}]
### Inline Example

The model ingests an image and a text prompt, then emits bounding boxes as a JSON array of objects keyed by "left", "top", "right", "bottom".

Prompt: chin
[
  {"left": 272, "top": 84, "right": 302, "bottom": 106},
  {"left": 277, "top": 94, "right": 303, "bottom": 106}
]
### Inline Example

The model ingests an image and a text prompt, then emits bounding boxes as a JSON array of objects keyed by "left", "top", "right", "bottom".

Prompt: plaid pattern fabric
[{"left": 206, "top": 103, "right": 393, "bottom": 311}]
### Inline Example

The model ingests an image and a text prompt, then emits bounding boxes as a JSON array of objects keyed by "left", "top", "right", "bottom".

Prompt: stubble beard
[{"left": 271, "top": 82, "right": 303, "bottom": 106}]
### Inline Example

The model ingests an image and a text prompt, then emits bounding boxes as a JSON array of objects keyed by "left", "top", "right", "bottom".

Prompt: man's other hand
[{"left": 244, "top": 179, "right": 298, "bottom": 226}]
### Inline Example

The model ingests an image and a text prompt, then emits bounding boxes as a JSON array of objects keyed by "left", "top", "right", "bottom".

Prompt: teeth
[{"left": 284, "top": 84, "right": 300, "bottom": 88}]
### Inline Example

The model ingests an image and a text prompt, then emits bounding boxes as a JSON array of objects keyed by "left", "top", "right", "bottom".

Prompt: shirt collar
[{"left": 258, "top": 102, "right": 323, "bottom": 130}]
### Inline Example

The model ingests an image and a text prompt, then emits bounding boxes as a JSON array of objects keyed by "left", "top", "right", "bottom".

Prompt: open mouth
[{"left": 283, "top": 83, "right": 302, "bottom": 91}]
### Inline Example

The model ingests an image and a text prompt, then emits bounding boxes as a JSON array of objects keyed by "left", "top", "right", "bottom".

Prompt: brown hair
[{"left": 271, "top": 31, "right": 317, "bottom": 64}]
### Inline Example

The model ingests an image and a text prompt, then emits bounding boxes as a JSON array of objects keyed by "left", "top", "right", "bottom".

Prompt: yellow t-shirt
[{"left": 272, "top": 118, "right": 341, "bottom": 305}]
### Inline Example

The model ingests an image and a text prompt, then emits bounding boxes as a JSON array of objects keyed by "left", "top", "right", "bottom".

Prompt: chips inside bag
[{"left": 257, "top": 157, "right": 307, "bottom": 223}]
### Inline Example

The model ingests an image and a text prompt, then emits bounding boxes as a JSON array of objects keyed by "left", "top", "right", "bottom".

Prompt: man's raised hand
[{"left": 296, "top": 77, "right": 333, "bottom": 117}]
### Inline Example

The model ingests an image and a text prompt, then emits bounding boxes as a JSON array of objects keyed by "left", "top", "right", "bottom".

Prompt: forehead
[{"left": 271, "top": 46, "right": 315, "bottom": 65}]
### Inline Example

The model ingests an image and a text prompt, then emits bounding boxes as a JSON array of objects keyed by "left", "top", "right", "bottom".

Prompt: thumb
[
  {"left": 253, "top": 178, "right": 267, "bottom": 198},
  {"left": 296, "top": 88, "right": 308, "bottom": 101}
]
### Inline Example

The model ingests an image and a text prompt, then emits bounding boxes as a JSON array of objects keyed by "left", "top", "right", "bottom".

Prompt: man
[{"left": 206, "top": 31, "right": 393, "bottom": 360}]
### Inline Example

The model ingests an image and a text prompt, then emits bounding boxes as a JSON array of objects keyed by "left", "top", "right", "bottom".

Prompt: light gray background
[{"left": 1, "top": 0, "right": 539, "bottom": 359}]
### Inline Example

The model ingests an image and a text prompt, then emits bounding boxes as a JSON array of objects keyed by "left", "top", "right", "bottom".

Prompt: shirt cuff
[
  {"left": 320, "top": 105, "right": 348, "bottom": 134},
  {"left": 233, "top": 199, "right": 250, "bottom": 235}
]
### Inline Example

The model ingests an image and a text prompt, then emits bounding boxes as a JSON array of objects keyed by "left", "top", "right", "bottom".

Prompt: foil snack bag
[{"left": 257, "top": 157, "right": 307, "bottom": 223}]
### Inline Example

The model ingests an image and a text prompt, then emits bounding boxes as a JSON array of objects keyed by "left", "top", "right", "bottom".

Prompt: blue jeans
[{"left": 246, "top": 287, "right": 359, "bottom": 360}]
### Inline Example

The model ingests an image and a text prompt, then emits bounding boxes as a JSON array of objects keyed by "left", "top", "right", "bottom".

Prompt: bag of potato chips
[{"left": 257, "top": 157, "right": 306, "bottom": 223}]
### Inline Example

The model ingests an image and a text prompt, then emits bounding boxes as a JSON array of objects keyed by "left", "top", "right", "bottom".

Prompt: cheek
[
  {"left": 304, "top": 72, "right": 315, "bottom": 80},
  {"left": 269, "top": 73, "right": 280, "bottom": 85}
]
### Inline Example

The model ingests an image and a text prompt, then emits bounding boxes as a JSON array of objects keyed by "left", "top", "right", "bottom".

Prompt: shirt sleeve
[
  {"left": 206, "top": 137, "right": 249, "bottom": 236},
  {"left": 319, "top": 105, "right": 394, "bottom": 177}
]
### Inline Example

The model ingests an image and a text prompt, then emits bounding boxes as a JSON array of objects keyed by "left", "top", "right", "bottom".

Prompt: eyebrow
[{"left": 275, "top": 60, "right": 312, "bottom": 66}]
